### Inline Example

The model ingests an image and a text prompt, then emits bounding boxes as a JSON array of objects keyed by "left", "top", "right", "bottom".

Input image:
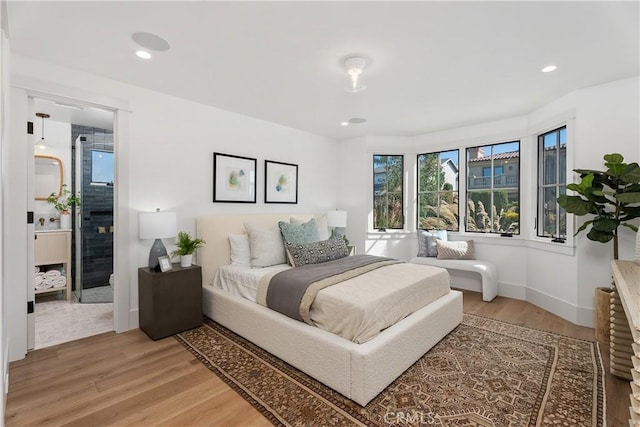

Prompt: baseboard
[
  {"left": 576, "top": 305, "right": 595, "bottom": 328},
  {"left": 3, "top": 337, "right": 9, "bottom": 416},
  {"left": 498, "top": 281, "right": 526, "bottom": 300},
  {"left": 526, "top": 287, "right": 579, "bottom": 325}
]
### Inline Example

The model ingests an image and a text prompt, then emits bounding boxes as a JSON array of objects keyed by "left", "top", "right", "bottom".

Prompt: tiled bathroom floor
[{"left": 35, "top": 295, "right": 113, "bottom": 349}]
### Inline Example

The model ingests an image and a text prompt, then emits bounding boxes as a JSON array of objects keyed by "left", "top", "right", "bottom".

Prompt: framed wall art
[
  {"left": 265, "top": 160, "right": 298, "bottom": 204},
  {"left": 213, "top": 152, "right": 257, "bottom": 203}
]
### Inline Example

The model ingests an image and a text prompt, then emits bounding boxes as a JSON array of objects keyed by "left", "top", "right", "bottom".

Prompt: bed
[{"left": 197, "top": 213, "right": 463, "bottom": 406}]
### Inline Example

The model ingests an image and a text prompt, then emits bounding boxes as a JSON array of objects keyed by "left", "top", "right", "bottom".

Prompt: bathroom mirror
[{"left": 35, "top": 154, "right": 63, "bottom": 200}]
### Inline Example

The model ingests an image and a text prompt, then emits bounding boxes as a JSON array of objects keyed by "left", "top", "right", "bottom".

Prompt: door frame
[{"left": 8, "top": 75, "right": 132, "bottom": 360}]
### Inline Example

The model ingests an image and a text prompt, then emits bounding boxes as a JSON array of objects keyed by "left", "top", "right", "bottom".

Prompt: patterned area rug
[{"left": 176, "top": 314, "right": 606, "bottom": 426}]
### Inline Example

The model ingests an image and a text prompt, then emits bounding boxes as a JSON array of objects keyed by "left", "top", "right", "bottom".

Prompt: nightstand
[{"left": 138, "top": 264, "right": 202, "bottom": 340}]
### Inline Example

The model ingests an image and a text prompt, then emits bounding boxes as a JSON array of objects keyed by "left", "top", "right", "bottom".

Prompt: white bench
[{"left": 410, "top": 257, "right": 498, "bottom": 302}]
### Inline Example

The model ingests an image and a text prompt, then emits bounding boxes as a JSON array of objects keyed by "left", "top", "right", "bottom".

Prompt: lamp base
[
  {"left": 148, "top": 238, "right": 168, "bottom": 271},
  {"left": 331, "top": 227, "right": 349, "bottom": 246}
]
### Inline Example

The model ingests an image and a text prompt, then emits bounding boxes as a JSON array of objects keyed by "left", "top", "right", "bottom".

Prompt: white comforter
[{"left": 214, "top": 262, "right": 450, "bottom": 343}]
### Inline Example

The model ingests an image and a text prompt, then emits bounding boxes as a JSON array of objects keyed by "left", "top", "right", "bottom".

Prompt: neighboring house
[
  {"left": 467, "top": 150, "right": 520, "bottom": 202},
  {"left": 441, "top": 158, "right": 459, "bottom": 191}
]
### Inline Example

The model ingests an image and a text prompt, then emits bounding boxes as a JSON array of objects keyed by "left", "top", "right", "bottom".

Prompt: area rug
[{"left": 175, "top": 314, "right": 606, "bottom": 426}]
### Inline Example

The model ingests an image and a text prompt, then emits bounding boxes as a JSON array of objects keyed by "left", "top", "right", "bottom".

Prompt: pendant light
[{"left": 35, "top": 112, "right": 50, "bottom": 150}]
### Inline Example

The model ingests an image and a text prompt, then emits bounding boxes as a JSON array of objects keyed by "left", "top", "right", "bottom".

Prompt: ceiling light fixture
[
  {"left": 340, "top": 122, "right": 349, "bottom": 126},
  {"left": 541, "top": 65, "right": 557, "bottom": 73},
  {"left": 344, "top": 56, "right": 367, "bottom": 93},
  {"left": 132, "top": 32, "right": 171, "bottom": 60},
  {"left": 132, "top": 32, "right": 171, "bottom": 52},
  {"left": 35, "top": 112, "right": 50, "bottom": 149},
  {"left": 136, "top": 50, "right": 152, "bottom": 60}
]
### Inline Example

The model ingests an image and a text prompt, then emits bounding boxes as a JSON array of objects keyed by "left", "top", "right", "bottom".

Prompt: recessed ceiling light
[
  {"left": 348, "top": 117, "right": 367, "bottom": 124},
  {"left": 541, "top": 65, "right": 557, "bottom": 73},
  {"left": 136, "top": 50, "right": 152, "bottom": 60},
  {"left": 340, "top": 122, "right": 349, "bottom": 126},
  {"left": 132, "top": 32, "right": 171, "bottom": 52}
]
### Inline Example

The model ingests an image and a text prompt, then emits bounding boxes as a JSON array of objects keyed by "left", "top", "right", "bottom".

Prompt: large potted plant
[
  {"left": 171, "top": 231, "right": 206, "bottom": 267},
  {"left": 557, "top": 153, "right": 640, "bottom": 343},
  {"left": 47, "top": 184, "right": 81, "bottom": 230},
  {"left": 557, "top": 153, "right": 640, "bottom": 259}
]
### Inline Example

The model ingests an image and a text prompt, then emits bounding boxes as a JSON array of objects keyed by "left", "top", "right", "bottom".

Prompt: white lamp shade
[
  {"left": 327, "top": 210, "right": 347, "bottom": 228},
  {"left": 138, "top": 211, "right": 177, "bottom": 240}
]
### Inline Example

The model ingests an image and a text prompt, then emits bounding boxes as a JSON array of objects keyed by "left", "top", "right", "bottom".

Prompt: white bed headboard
[{"left": 196, "top": 213, "right": 315, "bottom": 287}]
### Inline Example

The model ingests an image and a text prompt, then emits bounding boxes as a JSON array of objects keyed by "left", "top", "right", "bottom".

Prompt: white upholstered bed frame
[{"left": 196, "top": 213, "right": 463, "bottom": 406}]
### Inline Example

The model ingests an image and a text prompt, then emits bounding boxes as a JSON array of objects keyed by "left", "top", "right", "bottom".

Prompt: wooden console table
[{"left": 611, "top": 260, "right": 640, "bottom": 425}]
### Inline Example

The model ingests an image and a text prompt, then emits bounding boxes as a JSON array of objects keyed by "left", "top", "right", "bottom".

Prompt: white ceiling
[{"left": 7, "top": 1, "right": 639, "bottom": 140}]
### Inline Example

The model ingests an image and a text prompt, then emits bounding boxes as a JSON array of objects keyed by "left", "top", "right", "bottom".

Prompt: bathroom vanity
[{"left": 34, "top": 230, "right": 72, "bottom": 300}]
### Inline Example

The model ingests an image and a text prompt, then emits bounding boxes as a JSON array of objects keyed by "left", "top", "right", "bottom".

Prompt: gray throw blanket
[{"left": 265, "top": 254, "right": 399, "bottom": 324}]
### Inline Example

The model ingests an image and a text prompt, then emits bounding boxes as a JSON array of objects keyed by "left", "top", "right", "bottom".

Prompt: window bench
[{"left": 410, "top": 257, "right": 498, "bottom": 302}]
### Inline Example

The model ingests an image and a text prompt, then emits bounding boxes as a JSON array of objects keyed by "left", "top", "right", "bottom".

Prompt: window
[
  {"left": 537, "top": 126, "right": 567, "bottom": 239},
  {"left": 417, "top": 150, "right": 459, "bottom": 231},
  {"left": 373, "top": 155, "right": 404, "bottom": 230},
  {"left": 91, "top": 150, "right": 114, "bottom": 185},
  {"left": 466, "top": 141, "right": 520, "bottom": 234}
]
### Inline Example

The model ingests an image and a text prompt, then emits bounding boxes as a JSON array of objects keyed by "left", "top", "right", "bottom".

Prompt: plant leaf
[
  {"left": 620, "top": 205, "right": 640, "bottom": 220},
  {"left": 622, "top": 223, "right": 639, "bottom": 233},
  {"left": 592, "top": 217, "right": 619, "bottom": 232},
  {"left": 603, "top": 153, "right": 624, "bottom": 164},
  {"left": 620, "top": 163, "right": 640, "bottom": 184},
  {"left": 592, "top": 190, "right": 615, "bottom": 196},
  {"left": 557, "top": 195, "right": 593, "bottom": 215},
  {"left": 574, "top": 219, "right": 593, "bottom": 235},
  {"left": 606, "top": 162, "right": 627, "bottom": 177},
  {"left": 566, "top": 183, "right": 584, "bottom": 194},
  {"left": 616, "top": 192, "right": 640, "bottom": 204},
  {"left": 586, "top": 228, "right": 614, "bottom": 243}
]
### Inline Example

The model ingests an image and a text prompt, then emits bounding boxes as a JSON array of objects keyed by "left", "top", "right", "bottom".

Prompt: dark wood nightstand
[{"left": 138, "top": 264, "right": 202, "bottom": 340}]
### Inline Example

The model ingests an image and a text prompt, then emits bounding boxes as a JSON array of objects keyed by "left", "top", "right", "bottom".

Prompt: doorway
[{"left": 31, "top": 96, "right": 115, "bottom": 349}]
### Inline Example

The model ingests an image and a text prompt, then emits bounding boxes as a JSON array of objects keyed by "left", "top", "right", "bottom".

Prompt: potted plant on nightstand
[
  {"left": 171, "top": 231, "right": 206, "bottom": 267},
  {"left": 47, "top": 184, "right": 81, "bottom": 230}
]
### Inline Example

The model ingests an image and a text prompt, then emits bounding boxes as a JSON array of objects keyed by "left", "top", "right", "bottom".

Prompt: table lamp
[
  {"left": 139, "top": 209, "right": 177, "bottom": 271},
  {"left": 327, "top": 210, "right": 347, "bottom": 241}
]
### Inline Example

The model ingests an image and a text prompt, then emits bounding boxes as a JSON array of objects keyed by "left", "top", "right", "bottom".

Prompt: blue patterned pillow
[
  {"left": 285, "top": 237, "right": 349, "bottom": 267},
  {"left": 278, "top": 218, "right": 320, "bottom": 244},
  {"left": 417, "top": 229, "right": 448, "bottom": 257}
]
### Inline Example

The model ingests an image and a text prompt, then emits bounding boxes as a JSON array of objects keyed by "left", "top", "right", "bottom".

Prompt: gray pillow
[
  {"left": 278, "top": 218, "right": 320, "bottom": 244},
  {"left": 417, "top": 229, "right": 448, "bottom": 257},
  {"left": 285, "top": 237, "right": 349, "bottom": 267}
]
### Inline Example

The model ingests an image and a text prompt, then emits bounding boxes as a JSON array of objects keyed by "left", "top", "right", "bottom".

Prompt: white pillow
[
  {"left": 290, "top": 215, "right": 330, "bottom": 241},
  {"left": 243, "top": 222, "right": 286, "bottom": 268},
  {"left": 228, "top": 233, "right": 250, "bottom": 266}
]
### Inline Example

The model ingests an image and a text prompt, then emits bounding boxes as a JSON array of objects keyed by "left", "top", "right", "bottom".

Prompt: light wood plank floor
[{"left": 5, "top": 290, "right": 630, "bottom": 426}]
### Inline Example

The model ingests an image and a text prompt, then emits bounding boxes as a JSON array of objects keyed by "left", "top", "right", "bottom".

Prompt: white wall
[
  {"left": 7, "top": 55, "right": 340, "bottom": 358},
  {"left": 338, "top": 76, "right": 640, "bottom": 327},
  {"left": 0, "top": 2, "right": 9, "bottom": 417}
]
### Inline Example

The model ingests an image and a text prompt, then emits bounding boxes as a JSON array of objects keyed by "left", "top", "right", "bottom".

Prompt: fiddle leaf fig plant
[{"left": 557, "top": 153, "right": 640, "bottom": 259}]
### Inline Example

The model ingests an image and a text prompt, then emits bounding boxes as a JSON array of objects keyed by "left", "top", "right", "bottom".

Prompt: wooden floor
[{"left": 4, "top": 290, "right": 630, "bottom": 426}]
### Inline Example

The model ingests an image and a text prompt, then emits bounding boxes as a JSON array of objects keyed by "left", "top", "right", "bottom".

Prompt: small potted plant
[
  {"left": 47, "top": 184, "right": 81, "bottom": 229},
  {"left": 171, "top": 231, "right": 206, "bottom": 267}
]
